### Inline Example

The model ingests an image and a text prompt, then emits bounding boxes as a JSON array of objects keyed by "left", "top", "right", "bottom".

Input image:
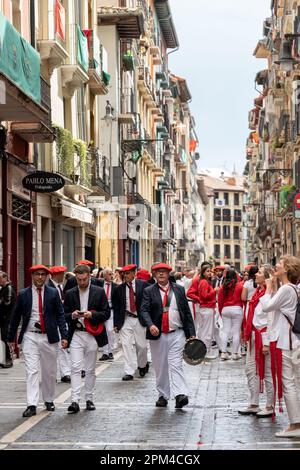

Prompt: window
[
  {"left": 214, "top": 208, "right": 221, "bottom": 221},
  {"left": 223, "top": 225, "right": 230, "bottom": 239},
  {"left": 234, "top": 193, "right": 240, "bottom": 206},
  {"left": 234, "top": 245, "right": 240, "bottom": 259},
  {"left": 214, "top": 245, "right": 220, "bottom": 259},
  {"left": 214, "top": 192, "right": 219, "bottom": 203},
  {"left": 224, "top": 193, "right": 229, "bottom": 205},
  {"left": 223, "top": 209, "right": 231, "bottom": 221},
  {"left": 224, "top": 245, "right": 231, "bottom": 259},
  {"left": 214, "top": 225, "right": 221, "bottom": 239},
  {"left": 234, "top": 209, "right": 242, "bottom": 222},
  {"left": 234, "top": 226, "right": 240, "bottom": 240}
]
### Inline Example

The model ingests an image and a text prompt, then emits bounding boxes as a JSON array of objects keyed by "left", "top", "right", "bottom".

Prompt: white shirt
[
  {"left": 260, "top": 283, "right": 300, "bottom": 350},
  {"left": 126, "top": 279, "right": 136, "bottom": 313},
  {"left": 158, "top": 283, "right": 183, "bottom": 331},
  {"left": 27, "top": 285, "right": 45, "bottom": 331},
  {"left": 244, "top": 279, "right": 256, "bottom": 301},
  {"left": 78, "top": 284, "right": 90, "bottom": 326},
  {"left": 253, "top": 297, "right": 270, "bottom": 331},
  {"left": 50, "top": 279, "right": 64, "bottom": 301}
]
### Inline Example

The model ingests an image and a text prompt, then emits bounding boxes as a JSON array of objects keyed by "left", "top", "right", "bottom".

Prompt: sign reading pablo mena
[{"left": 22, "top": 171, "right": 65, "bottom": 193}]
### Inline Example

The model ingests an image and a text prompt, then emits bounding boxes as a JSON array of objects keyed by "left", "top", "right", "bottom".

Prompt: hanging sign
[{"left": 22, "top": 171, "right": 65, "bottom": 193}]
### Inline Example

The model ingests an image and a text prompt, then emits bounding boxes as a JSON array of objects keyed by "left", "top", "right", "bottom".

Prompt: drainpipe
[{"left": 30, "top": 0, "right": 35, "bottom": 47}]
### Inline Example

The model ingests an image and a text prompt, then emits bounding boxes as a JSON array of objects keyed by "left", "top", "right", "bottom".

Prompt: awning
[{"left": 61, "top": 200, "right": 94, "bottom": 224}]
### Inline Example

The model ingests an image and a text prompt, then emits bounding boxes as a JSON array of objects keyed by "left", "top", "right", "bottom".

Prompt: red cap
[
  {"left": 214, "top": 265, "right": 225, "bottom": 271},
  {"left": 76, "top": 259, "right": 94, "bottom": 266},
  {"left": 29, "top": 264, "right": 51, "bottom": 275},
  {"left": 136, "top": 269, "right": 151, "bottom": 281},
  {"left": 121, "top": 264, "right": 137, "bottom": 273},
  {"left": 50, "top": 266, "right": 67, "bottom": 275},
  {"left": 151, "top": 263, "right": 172, "bottom": 272}
]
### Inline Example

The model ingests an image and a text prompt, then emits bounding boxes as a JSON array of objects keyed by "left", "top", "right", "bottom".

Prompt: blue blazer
[{"left": 8, "top": 285, "right": 68, "bottom": 344}]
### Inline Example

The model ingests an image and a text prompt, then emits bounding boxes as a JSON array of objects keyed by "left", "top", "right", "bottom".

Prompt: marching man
[
  {"left": 112, "top": 264, "right": 149, "bottom": 381},
  {"left": 8, "top": 265, "right": 68, "bottom": 417},
  {"left": 64, "top": 264, "right": 110, "bottom": 413},
  {"left": 140, "top": 263, "right": 196, "bottom": 408},
  {"left": 99, "top": 268, "right": 117, "bottom": 361},
  {"left": 48, "top": 266, "right": 71, "bottom": 383}
]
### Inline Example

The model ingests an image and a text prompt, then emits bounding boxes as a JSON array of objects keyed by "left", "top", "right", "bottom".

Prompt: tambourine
[{"left": 183, "top": 338, "right": 207, "bottom": 366}]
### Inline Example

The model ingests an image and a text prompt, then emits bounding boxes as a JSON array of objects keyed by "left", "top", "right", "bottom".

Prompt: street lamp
[{"left": 102, "top": 100, "right": 116, "bottom": 122}]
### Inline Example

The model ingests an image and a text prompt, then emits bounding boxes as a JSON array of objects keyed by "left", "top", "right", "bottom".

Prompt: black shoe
[
  {"left": 81, "top": 370, "right": 86, "bottom": 378},
  {"left": 175, "top": 394, "right": 189, "bottom": 409},
  {"left": 22, "top": 405, "right": 36, "bottom": 417},
  {"left": 68, "top": 402, "right": 80, "bottom": 414},
  {"left": 145, "top": 362, "right": 150, "bottom": 373},
  {"left": 86, "top": 400, "right": 96, "bottom": 411},
  {"left": 61, "top": 375, "right": 71, "bottom": 383},
  {"left": 156, "top": 396, "right": 168, "bottom": 407},
  {"left": 0, "top": 360, "right": 13, "bottom": 368},
  {"left": 139, "top": 367, "right": 146, "bottom": 377},
  {"left": 108, "top": 353, "right": 114, "bottom": 360},
  {"left": 44, "top": 401, "right": 55, "bottom": 411},
  {"left": 99, "top": 354, "right": 109, "bottom": 361},
  {"left": 122, "top": 374, "right": 134, "bottom": 381}
]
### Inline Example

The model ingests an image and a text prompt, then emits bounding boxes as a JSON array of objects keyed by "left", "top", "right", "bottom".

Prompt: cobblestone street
[{"left": 0, "top": 349, "right": 299, "bottom": 451}]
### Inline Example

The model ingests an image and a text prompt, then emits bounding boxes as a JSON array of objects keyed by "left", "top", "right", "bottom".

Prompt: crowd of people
[{"left": 1, "top": 255, "right": 300, "bottom": 438}]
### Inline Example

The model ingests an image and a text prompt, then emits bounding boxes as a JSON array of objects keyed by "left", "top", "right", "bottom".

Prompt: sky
[{"left": 168, "top": 0, "right": 271, "bottom": 174}]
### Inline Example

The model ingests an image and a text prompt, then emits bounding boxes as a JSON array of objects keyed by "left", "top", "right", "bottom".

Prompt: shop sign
[{"left": 22, "top": 171, "right": 65, "bottom": 193}]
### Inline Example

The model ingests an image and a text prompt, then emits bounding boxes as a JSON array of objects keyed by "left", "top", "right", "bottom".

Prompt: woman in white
[
  {"left": 260, "top": 255, "right": 300, "bottom": 437},
  {"left": 241, "top": 266, "right": 259, "bottom": 356},
  {"left": 238, "top": 265, "right": 274, "bottom": 417}
]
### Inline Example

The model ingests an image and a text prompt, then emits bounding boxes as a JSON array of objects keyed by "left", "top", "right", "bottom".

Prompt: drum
[{"left": 183, "top": 338, "right": 207, "bottom": 365}]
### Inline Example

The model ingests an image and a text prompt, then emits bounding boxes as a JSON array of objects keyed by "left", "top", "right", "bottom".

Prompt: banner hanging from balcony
[
  {"left": 0, "top": 12, "right": 41, "bottom": 103},
  {"left": 77, "top": 25, "right": 89, "bottom": 71},
  {"left": 55, "top": 0, "right": 65, "bottom": 41}
]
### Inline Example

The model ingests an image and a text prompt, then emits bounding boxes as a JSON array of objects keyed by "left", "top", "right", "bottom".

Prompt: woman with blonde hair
[{"left": 260, "top": 255, "right": 300, "bottom": 437}]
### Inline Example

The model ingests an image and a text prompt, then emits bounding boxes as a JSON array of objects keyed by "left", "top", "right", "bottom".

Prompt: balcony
[
  {"left": 10, "top": 78, "right": 54, "bottom": 142},
  {"left": 0, "top": 12, "right": 48, "bottom": 123},
  {"left": 38, "top": 39, "right": 68, "bottom": 77},
  {"left": 91, "top": 150, "right": 111, "bottom": 196},
  {"left": 97, "top": 3, "right": 145, "bottom": 39},
  {"left": 60, "top": 65, "right": 89, "bottom": 98},
  {"left": 88, "top": 59, "right": 108, "bottom": 95}
]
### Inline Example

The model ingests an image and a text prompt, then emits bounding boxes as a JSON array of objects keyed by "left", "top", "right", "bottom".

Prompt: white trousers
[
  {"left": 102, "top": 315, "right": 115, "bottom": 355},
  {"left": 220, "top": 306, "right": 243, "bottom": 354},
  {"left": 282, "top": 350, "right": 300, "bottom": 424},
  {"left": 150, "top": 329, "right": 188, "bottom": 399},
  {"left": 22, "top": 332, "right": 58, "bottom": 407},
  {"left": 213, "top": 309, "right": 222, "bottom": 350},
  {"left": 120, "top": 315, "right": 147, "bottom": 376},
  {"left": 245, "top": 333, "right": 274, "bottom": 407},
  {"left": 58, "top": 346, "right": 71, "bottom": 377},
  {"left": 197, "top": 307, "right": 215, "bottom": 353},
  {"left": 70, "top": 331, "right": 98, "bottom": 403}
]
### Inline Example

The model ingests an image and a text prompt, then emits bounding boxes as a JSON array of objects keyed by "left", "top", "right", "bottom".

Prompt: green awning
[
  {"left": 77, "top": 25, "right": 88, "bottom": 71},
  {"left": 0, "top": 12, "right": 41, "bottom": 103}
]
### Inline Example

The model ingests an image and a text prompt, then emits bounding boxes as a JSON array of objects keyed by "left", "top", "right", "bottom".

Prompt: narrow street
[{"left": 0, "top": 349, "right": 298, "bottom": 451}]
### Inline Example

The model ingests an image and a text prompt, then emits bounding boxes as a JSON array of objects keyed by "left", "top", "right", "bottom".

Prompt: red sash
[
  {"left": 243, "top": 287, "right": 266, "bottom": 343},
  {"left": 270, "top": 341, "right": 283, "bottom": 421},
  {"left": 253, "top": 326, "right": 267, "bottom": 393}
]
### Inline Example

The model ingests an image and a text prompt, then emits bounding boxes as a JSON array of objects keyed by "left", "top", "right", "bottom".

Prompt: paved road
[{"left": 0, "top": 348, "right": 299, "bottom": 450}]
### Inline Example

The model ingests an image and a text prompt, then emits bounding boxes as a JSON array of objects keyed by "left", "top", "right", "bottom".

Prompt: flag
[{"left": 55, "top": 0, "right": 65, "bottom": 41}]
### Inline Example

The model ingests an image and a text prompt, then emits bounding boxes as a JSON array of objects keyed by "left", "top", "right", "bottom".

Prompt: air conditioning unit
[{"left": 215, "top": 199, "right": 225, "bottom": 207}]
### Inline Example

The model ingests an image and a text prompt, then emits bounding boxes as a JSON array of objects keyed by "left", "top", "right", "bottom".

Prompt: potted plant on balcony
[{"left": 122, "top": 51, "right": 135, "bottom": 71}]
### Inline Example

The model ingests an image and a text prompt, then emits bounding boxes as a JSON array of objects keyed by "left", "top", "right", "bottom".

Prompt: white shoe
[
  {"left": 238, "top": 405, "right": 261, "bottom": 415},
  {"left": 232, "top": 353, "right": 241, "bottom": 360},
  {"left": 276, "top": 428, "right": 300, "bottom": 438},
  {"left": 256, "top": 408, "right": 273, "bottom": 418},
  {"left": 220, "top": 352, "right": 229, "bottom": 360}
]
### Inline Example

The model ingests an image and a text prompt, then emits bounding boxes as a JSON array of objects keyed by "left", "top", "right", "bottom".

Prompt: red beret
[
  {"left": 151, "top": 263, "right": 172, "bottom": 272},
  {"left": 136, "top": 269, "right": 151, "bottom": 281},
  {"left": 50, "top": 266, "right": 67, "bottom": 274},
  {"left": 76, "top": 259, "right": 94, "bottom": 266},
  {"left": 121, "top": 264, "right": 137, "bottom": 273},
  {"left": 29, "top": 264, "right": 51, "bottom": 275},
  {"left": 214, "top": 265, "right": 225, "bottom": 271}
]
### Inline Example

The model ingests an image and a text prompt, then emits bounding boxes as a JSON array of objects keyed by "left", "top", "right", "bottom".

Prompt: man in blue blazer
[{"left": 8, "top": 265, "right": 68, "bottom": 418}]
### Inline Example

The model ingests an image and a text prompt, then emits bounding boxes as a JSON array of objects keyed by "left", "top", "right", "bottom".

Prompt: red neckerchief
[{"left": 243, "top": 286, "right": 266, "bottom": 343}]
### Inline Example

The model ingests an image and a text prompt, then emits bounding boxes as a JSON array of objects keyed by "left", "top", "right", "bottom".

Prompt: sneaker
[
  {"left": 276, "top": 428, "right": 300, "bottom": 438},
  {"left": 99, "top": 354, "right": 109, "bottom": 361},
  {"left": 220, "top": 352, "right": 229, "bottom": 360},
  {"left": 238, "top": 405, "right": 261, "bottom": 415},
  {"left": 232, "top": 353, "right": 241, "bottom": 361},
  {"left": 256, "top": 408, "right": 273, "bottom": 418}
]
